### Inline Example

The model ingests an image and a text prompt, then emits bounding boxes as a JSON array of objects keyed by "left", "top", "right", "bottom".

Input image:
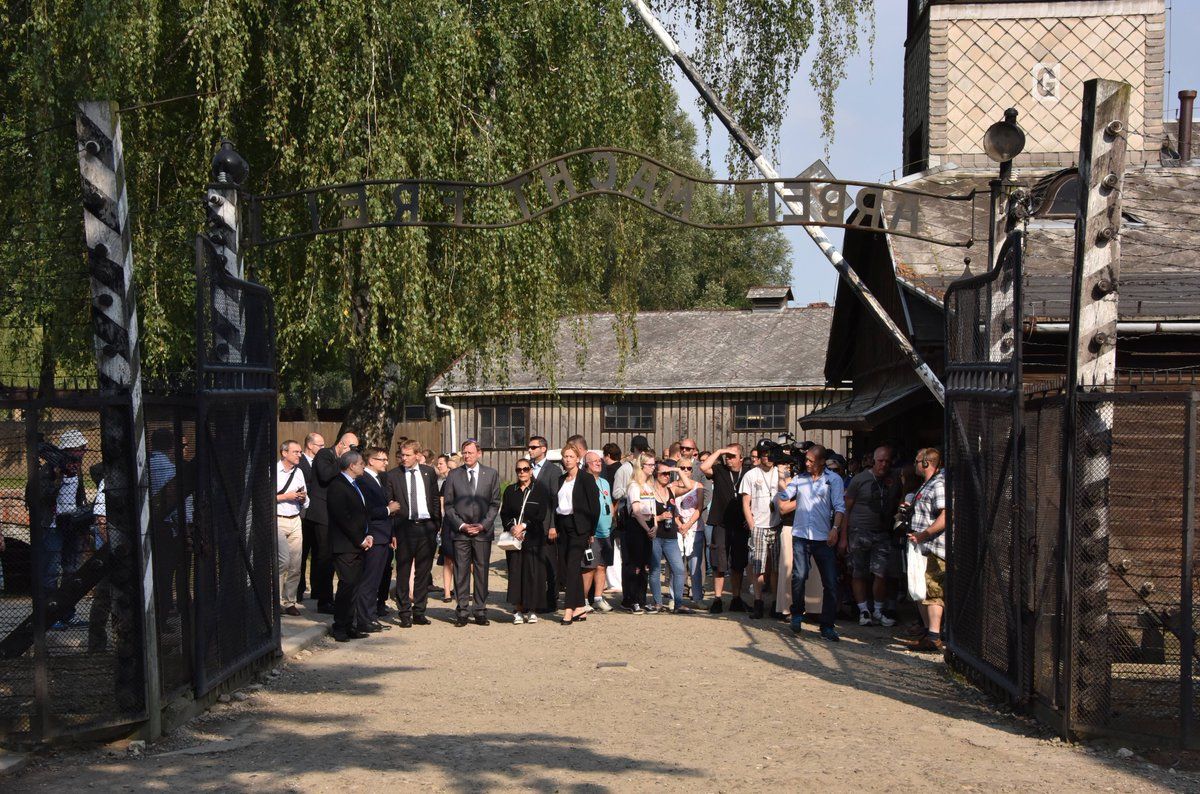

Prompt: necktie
[
  {"left": 468, "top": 468, "right": 475, "bottom": 491},
  {"left": 409, "top": 468, "right": 419, "bottom": 520}
]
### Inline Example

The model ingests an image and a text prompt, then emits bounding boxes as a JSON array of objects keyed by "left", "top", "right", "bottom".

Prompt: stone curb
[
  {"left": 280, "top": 620, "right": 330, "bottom": 659},
  {"left": 0, "top": 748, "right": 28, "bottom": 776}
]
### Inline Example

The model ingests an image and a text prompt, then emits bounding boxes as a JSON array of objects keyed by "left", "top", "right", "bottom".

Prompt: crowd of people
[{"left": 278, "top": 430, "right": 948, "bottom": 650}]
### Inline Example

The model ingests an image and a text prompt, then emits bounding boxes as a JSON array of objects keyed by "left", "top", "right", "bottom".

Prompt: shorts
[
  {"left": 710, "top": 524, "right": 730, "bottom": 575},
  {"left": 749, "top": 526, "right": 776, "bottom": 573},
  {"left": 595, "top": 536, "right": 615, "bottom": 567},
  {"left": 848, "top": 530, "right": 892, "bottom": 579},
  {"left": 923, "top": 553, "right": 945, "bottom": 605},
  {"left": 728, "top": 526, "right": 751, "bottom": 573}
]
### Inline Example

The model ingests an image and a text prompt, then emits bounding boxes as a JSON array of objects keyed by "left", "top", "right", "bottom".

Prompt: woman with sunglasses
[
  {"left": 553, "top": 445, "right": 601, "bottom": 625},
  {"left": 671, "top": 460, "right": 703, "bottom": 609},
  {"left": 501, "top": 460, "right": 550, "bottom": 624},
  {"left": 621, "top": 453, "right": 657, "bottom": 613},
  {"left": 647, "top": 462, "right": 688, "bottom": 614}
]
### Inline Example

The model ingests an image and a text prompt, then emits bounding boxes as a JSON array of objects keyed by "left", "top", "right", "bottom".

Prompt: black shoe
[
  {"left": 347, "top": 629, "right": 369, "bottom": 640},
  {"left": 357, "top": 622, "right": 387, "bottom": 633},
  {"left": 399, "top": 617, "right": 413, "bottom": 628},
  {"left": 412, "top": 615, "right": 431, "bottom": 625},
  {"left": 317, "top": 603, "right": 335, "bottom": 615},
  {"left": 750, "top": 599, "right": 765, "bottom": 619},
  {"left": 454, "top": 615, "right": 469, "bottom": 627},
  {"left": 729, "top": 597, "right": 747, "bottom": 612},
  {"left": 474, "top": 614, "right": 490, "bottom": 626},
  {"left": 331, "top": 631, "right": 352, "bottom": 642},
  {"left": 376, "top": 604, "right": 391, "bottom": 617},
  {"left": 283, "top": 605, "right": 302, "bottom": 617},
  {"left": 709, "top": 598, "right": 724, "bottom": 614}
]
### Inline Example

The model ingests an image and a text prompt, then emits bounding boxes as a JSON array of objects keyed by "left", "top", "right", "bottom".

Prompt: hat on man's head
[
  {"left": 630, "top": 435, "right": 650, "bottom": 453},
  {"left": 58, "top": 428, "right": 87, "bottom": 449}
]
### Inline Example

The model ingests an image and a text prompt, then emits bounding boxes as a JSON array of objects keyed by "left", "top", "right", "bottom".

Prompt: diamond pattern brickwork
[{"left": 935, "top": 14, "right": 1154, "bottom": 162}]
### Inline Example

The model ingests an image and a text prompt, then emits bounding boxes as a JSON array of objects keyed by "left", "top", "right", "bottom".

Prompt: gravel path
[{"left": 11, "top": 553, "right": 1197, "bottom": 792}]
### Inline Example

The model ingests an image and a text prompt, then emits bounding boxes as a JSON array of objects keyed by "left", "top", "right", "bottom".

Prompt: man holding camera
[
  {"left": 276, "top": 439, "right": 309, "bottom": 616},
  {"left": 740, "top": 442, "right": 780, "bottom": 620},
  {"left": 25, "top": 429, "right": 91, "bottom": 629}
]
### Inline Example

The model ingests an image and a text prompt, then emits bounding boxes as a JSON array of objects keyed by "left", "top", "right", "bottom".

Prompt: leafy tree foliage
[{"left": 0, "top": 1, "right": 871, "bottom": 443}]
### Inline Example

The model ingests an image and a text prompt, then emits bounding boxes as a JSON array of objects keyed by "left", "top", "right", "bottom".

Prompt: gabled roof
[
  {"left": 880, "top": 164, "right": 1200, "bottom": 321},
  {"left": 428, "top": 306, "right": 834, "bottom": 395}
]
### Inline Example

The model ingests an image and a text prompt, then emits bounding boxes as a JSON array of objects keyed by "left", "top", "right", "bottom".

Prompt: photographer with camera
[
  {"left": 25, "top": 429, "right": 92, "bottom": 629},
  {"left": 740, "top": 441, "right": 780, "bottom": 620}
]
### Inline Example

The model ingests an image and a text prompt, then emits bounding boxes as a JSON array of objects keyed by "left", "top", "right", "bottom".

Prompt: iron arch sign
[{"left": 246, "top": 147, "right": 977, "bottom": 248}]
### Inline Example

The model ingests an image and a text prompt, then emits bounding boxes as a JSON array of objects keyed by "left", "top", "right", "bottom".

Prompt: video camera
[
  {"left": 37, "top": 440, "right": 79, "bottom": 474},
  {"left": 754, "top": 433, "right": 807, "bottom": 469}
]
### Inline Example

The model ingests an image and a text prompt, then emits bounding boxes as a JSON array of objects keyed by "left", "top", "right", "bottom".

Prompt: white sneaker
[
  {"left": 593, "top": 598, "right": 613, "bottom": 613},
  {"left": 859, "top": 610, "right": 872, "bottom": 626},
  {"left": 875, "top": 612, "right": 896, "bottom": 627},
  {"left": 513, "top": 612, "right": 525, "bottom": 624},
  {"left": 525, "top": 612, "right": 538, "bottom": 624},
  {"left": 580, "top": 603, "right": 595, "bottom": 615}
]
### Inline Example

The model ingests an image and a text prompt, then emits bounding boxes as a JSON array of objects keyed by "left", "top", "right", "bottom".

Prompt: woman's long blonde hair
[{"left": 631, "top": 451, "right": 657, "bottom": 490}]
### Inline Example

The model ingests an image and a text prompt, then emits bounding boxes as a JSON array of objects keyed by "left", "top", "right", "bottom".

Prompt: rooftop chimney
[
  {"left": 1181, "top": 89, "right": 1196, "bottom": 164},
  {"left": 746, "top": 286, "right": 793, "bottom": 312}
]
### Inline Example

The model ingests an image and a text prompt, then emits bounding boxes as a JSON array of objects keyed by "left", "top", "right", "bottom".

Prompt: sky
[{"left": 669, "top": 1, "right": 1200, "bottom": 306}]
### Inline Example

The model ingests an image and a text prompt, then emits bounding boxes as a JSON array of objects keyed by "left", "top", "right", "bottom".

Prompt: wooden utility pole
[
  {"left": 76, "top": 100, "right": 161, "bottom": 738},
  {"left": 1061, "top": 78, "right": 1130, "bottom": 736}
]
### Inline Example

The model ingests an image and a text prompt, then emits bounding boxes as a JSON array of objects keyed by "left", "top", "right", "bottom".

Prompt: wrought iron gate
[{"left": 943, "top": 230, "right": 1027, "bottom": 699}]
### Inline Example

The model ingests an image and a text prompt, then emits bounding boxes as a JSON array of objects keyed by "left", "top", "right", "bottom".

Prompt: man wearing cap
[{"left": 26, "top": 428, "right": 90, "bottom": 629}]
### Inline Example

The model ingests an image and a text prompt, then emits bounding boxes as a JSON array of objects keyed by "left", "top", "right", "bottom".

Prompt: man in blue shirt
[{"left": 775, "top": 444, "right": 846, "bottom": 641}]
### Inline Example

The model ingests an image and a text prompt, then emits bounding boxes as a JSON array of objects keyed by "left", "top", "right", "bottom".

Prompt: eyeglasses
[
  {"left": 527, "top": 444, "right": 544, "bottom": 450},
  {"left": 642, "top": 461, "right": 656, "bottom": 467},
  {"left": 515, "top": 466, "right": 532, "bottom": 473},
  {"left": 678, "top": 465, "right": 693, "bottom": 471},
  {"left": 371, "top": 456, "right": 388, "bottom": 463},
  {"left": 680, "top": 446, "right": 696, "bottom": 452},
  {"left": 656, "top": 472, "right": 672, "bottom": 477}
]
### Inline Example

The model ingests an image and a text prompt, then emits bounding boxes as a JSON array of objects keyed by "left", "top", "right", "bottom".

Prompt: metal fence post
[
  {"left": 76, "top": 100, "right": 161, "bottom": 737},
  {"left": 1060, "top": 78, "right": 1131, "bottom": 736},
  {"left": 1182, "top": 394, "right": 1196, "bottom": 747}
]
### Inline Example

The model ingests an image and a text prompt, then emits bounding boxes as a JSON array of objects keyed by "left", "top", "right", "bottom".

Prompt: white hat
[{"left": 58, "top": 429, "right": 88, "bottom": 449}]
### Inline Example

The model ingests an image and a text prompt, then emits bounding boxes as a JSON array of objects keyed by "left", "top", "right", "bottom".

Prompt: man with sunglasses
[
  {"left": 845, "top": 446, "right": 901, "bottom": 627},
  {"left": 355, "top": 446, "right": 400, "bottom": 632},
  {"left": 527, "top": 435, "right": 563, "bottom": 613},
  {"left": 700, "top": 442, "right": 747, "bottom": 613}
]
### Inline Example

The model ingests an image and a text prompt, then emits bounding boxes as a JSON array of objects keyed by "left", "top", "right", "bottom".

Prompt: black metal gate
[
  {"left": 190, "top": 236, "right": 279, "bottom": 696},
  {"left": 943, "top": 230, "right": 1027, "bottom": 699}
]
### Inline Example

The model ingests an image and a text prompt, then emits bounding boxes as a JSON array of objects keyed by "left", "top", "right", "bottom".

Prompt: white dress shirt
[
  {"left": 403, "top": 466, "right": 431, "bottom": 520},
  {"left": 276, "top": 460, "right": 309, "bottom": 517}
]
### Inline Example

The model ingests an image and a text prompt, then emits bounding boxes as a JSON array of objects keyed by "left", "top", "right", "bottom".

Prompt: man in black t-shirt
[{"left": 700, "top": 443, "right": 747, "bottom": 613}]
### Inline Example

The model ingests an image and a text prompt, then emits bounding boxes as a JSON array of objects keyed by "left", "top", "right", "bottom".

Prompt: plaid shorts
[{"left": 749, "top": 525, "right": 776, "bottom": 573}]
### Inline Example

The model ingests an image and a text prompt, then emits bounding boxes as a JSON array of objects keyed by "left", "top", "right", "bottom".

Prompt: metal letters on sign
[{"left": 246, "top": 147, "right": 978, "bottom": 248}]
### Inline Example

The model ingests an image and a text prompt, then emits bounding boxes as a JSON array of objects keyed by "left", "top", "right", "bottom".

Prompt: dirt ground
[{"left": 11, "top": 549, "right": 1199, "bottom": 793}]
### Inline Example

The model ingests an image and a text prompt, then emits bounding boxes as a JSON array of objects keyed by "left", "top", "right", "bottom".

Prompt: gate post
[
  {"left": 205, "top": 141, "right": 248, "bottom": 365},
  {"left": 1061, "top": 78, "right": 1130, "bottom": 736},
  {"left": 76, "top": 100, "right": 161, "bottom": 737}
]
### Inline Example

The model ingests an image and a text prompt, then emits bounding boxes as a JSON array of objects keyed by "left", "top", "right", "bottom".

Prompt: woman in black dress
[
  {"left": 553, "top": 445, "right": 600, "bottom": 625},
  {"left": 501, "top": 460, "right": 549, "bottom": 624}
]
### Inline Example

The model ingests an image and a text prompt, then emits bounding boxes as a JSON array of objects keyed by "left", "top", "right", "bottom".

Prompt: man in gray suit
[
  {"left": 527, "top": 435, "right": 563, "bottom": 612},
  {"left": 442, "top": 439, "right": 501, "bottom": 626}
]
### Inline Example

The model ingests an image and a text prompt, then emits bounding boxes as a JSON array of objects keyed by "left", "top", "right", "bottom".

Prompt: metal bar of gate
[
  {"left": 25, "top": 408, "right": 49, "bottom": 741},
  {"left": 1181, "top": 394, "right": 1196, "bottom": 747},
  {"left": 627, "top": 0, "right": 946, "bottom": 405}
]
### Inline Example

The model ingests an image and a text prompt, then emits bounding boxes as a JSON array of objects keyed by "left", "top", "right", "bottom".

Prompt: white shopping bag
[{"left": 905, "top": 539, "right": 927, "bottom": 602}]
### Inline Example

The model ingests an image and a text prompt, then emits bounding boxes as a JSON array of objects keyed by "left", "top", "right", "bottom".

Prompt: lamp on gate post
[{"left": 983, "top": 109, "right": 1026, "bottom": 272}]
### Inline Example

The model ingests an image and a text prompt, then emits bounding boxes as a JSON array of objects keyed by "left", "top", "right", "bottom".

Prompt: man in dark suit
[
  {"left": 527, "top": 435, "right": 563, "bottom": 613},
  {"left": 300, "top": 431, "right": 358, "bottom": 613},
  {"left": 296, "top": 433, "right": 324, "bottom": 604},
  {"left": 356, "top": 446, "right": 399, "bottom": 633},
  {"left": 386, "top": 439, "right": 443, "bottom": 627},
  {"left": 442, "top": 439, "right": 501, "bottom": 626},
  {"left": 325, "top": 449, "right": 373, "bottom": 641}
]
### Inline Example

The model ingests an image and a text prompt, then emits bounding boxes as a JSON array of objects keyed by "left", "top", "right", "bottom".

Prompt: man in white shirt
[
  {"left": 276, "top": 439, "right": 309, "bottom": 616},
  {"left": 740, "top": 443, "right": 780, "bottom": 619}
]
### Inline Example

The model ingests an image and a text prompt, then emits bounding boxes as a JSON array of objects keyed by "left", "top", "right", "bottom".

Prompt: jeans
[
  {"left": 649, "top": 535, "right": 685, "bottom": 608},
  {"left": 792, "top": 536, "right": 839, "bottom": 629},
  {"left": 685, "top": 530, "right": 705, "bottom": 600}
]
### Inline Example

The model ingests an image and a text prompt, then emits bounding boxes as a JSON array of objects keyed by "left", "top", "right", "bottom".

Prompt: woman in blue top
[{"left": 584, "top": 451, "right": 615, "bottom": 612}]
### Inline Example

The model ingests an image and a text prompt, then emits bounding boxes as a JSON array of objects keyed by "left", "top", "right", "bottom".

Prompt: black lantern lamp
[
  {"left": 983, "top": 108, "right": 1026, "bottom": 182},
  {"left": 211, "top": 139, "right": 249, "bottom": 186}
]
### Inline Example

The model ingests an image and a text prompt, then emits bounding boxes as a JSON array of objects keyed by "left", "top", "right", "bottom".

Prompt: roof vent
[{"left": 747, "top": 286, "right": 793, "bottom": 312}]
